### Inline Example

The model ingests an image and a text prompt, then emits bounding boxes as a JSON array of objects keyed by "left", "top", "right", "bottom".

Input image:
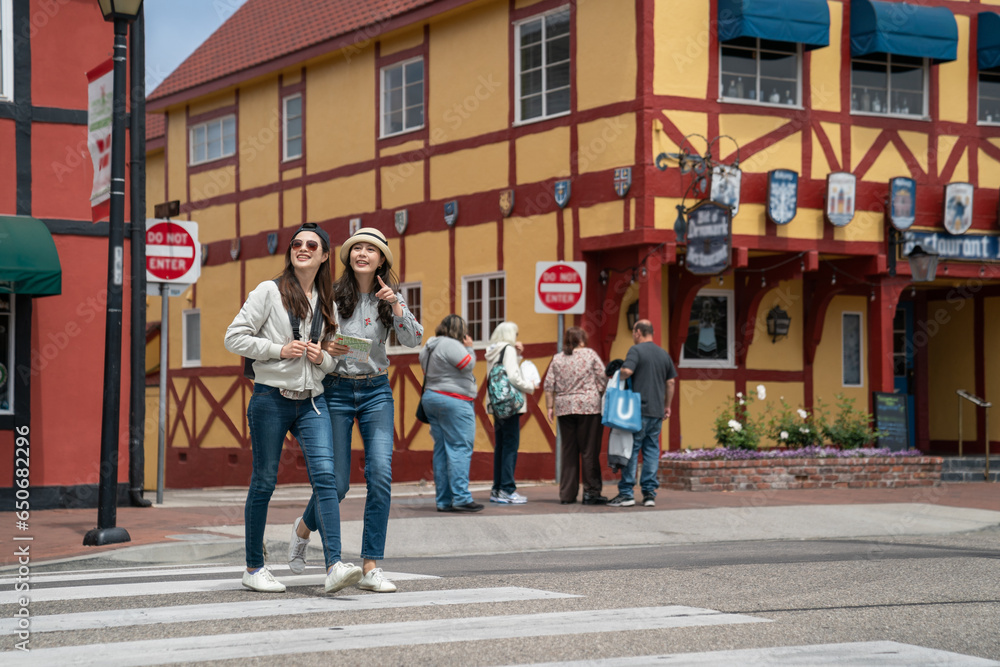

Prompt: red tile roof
[
  {"left": 148, "top": 0, "right": 440, "bottom": 104},
  {"left": 146, "top": 112, "right": 165, "bottom": 143}
]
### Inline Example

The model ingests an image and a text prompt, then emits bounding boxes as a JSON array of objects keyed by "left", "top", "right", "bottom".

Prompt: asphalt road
[{"left": 5, "top": 527, "right": 998, "bottom": 666}]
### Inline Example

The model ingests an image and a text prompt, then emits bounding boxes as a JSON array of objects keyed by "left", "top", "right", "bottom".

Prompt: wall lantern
[
  {"left": 627, "top": 301, "right": 640, "bottom": 330},
  {"left": 907, "top": 244, "right": 939, "bottom": 283},
  {"left": 766, "top": 305, "right": 791, "bottom": 343},
  {"left": 96, "top": 0, "right": 143, "bottom": 21}
]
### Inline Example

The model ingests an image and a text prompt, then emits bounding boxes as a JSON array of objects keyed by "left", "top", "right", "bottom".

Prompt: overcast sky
[{"left": 144, "top": 0, "right": 249, "bottom": 93}]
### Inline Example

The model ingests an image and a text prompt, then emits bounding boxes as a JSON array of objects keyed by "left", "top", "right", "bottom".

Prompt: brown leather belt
[{"left": 328, "top": 371, "right": 387, "bottom": 380}]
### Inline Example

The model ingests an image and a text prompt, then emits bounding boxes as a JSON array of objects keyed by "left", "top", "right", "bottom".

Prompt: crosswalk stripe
[
  {"left": 0, "top": 564, "right": 248, "bottom": 586},
  {"left": 511, "top": 641, "right": 1000, "bottom": 666},
  {"left": 2, "top": 606, "right": 768, "bottom": 666},
  {"left": 0, "top": 571, "right": 437, "bottom": 604},
  {"left": 0, "top": 587, "right": 579, "bottom": 635}
]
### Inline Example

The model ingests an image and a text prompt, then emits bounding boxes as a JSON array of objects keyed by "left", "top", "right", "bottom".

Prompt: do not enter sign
[
  {"left": 146, "top": 219, "right": 201, "bottom": 284},
  {"left": 535, "top": 261, "right": 586, "bottom": 314}
]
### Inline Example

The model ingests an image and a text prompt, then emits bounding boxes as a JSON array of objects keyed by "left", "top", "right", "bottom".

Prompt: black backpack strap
[{"left": 308, "top": 303, "right": 325, "bottom": 343}]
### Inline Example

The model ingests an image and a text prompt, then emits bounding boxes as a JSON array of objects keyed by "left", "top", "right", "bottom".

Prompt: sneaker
[
  {"left": 357, "top": 567, "right": 397, "bottom": 593},
  {"left": 242, "top": 566, "right": 286, "bottom": 593},
  {"left": 582, "top": 494, "right": 608, "bottom": 505},
  {"left": 506, "top": 491, "right": 528, "bottom": 504},
  {"left": 607, "top": 494, "right": 635, "bottom": 508},
  {"left": 451, "top": 502, "right": 485, "bottom": 513},
  {"left": 325, "top": 561, "right": 363, "bottom": 593},
  {"left": 287, "top": 517, "right": 309, "bottom": 574},
  {"left": 642, "top": 494, "right": 655, "bottom": 507},
  {"left": 489, "top": 490, "right": 511, "bottom": 504}
]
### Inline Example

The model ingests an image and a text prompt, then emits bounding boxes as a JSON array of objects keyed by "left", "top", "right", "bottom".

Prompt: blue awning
[
  {"left": 851, "top": 0, "right": 958, "bottom": 63},
  {"left": 979, "top": 13, "right": 1000, "bottom": 71},
  {"left": 718, "top": 0, "right": 830, "bottom": 51}
]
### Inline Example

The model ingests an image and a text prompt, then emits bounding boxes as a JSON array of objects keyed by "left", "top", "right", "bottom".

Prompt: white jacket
[
  {"left": 484, "top": 342, "right": 536, "bottom": 415},
  {"left": 224, "top": 280, "right": 337, "bottom": 398}
]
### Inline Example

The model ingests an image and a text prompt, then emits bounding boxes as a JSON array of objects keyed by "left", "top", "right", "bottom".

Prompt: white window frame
[
  {"left": 680, "top": 289, "right": 736, "bottom": 369},
  {"left": 282, "top": 93, "right": 303, "bottom": 161},
  {"left": 850, "top": 54, "right": 929, "bottom": 120},
  {"left": 0, "top": 294, "right": 14, "bottom": 414},
  {"left": 188, "top": 115, "right": 236, "bottom": 166},
  {"left": 462, "top": 272, "right": 506, "bottom": 347},
  {"left": 380, "top": 56, "right": 424, "bottom": 138},
  {"left": 0, "top": 0, "right": 13, "bottom": 102},
  {"left": 513, "top": 5, "right": 571, "bottom": 125},
  {"left": 718, "top": 37, "right": 803, "bottom": 108},
  {"left": 182, "top": 308, "right": 201, "bottom": 368},
  {"left": 387, "top": 281, "right": 422, "bottom": 354},
  {"left": 977, "top": 69, "right": 1000, "bottom": 125},
  {"left": 842, "top": 311, "right": 864, "bottom": 388}
]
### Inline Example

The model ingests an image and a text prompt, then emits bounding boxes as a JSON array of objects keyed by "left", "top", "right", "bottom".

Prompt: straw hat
[{"left": 339, "top": 227, "right": 393, "bottom": 268}]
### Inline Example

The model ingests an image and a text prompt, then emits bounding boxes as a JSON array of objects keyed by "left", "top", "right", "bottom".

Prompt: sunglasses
[{"left": 291, "top": 239, "right": 320, "bottom": 251}]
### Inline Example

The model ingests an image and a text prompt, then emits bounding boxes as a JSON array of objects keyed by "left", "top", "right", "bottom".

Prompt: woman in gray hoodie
[{"left": 419, "top": 315, "right": 482, "bottom": 513}]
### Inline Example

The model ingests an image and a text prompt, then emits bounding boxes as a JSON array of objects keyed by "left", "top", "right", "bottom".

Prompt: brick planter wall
[{"left": 658, "top": 456, "right": 943, "bottom": 492}]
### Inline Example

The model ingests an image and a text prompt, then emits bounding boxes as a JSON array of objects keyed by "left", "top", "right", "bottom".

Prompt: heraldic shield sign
[
  {"left": 554, "top": 180, "right": 571, "bottom": 208},
  {"left": 394, "top": 209, "right": 409, "bottom": 235},
  {"left": 767, "top": 169, "right": 798, "bottom": 225},
  {"left": 685, "top": 201, "right": 732, "bottom": 276},
  {"left": 889, "top": 177, "right": 916, "bottom": 231},
  {"left": 229, "top": 238, "right": 241, "bottom": 261},
  {"left": 943, "top": 182, "right": 973, "bottom": 235},
  {"left": 500, "top": 189, "right": 514, "bottom": 217},
  {"left": 710, "top": 164, "right": 741, "bottom": 215},
  {"left": 267, "top": 232, "right": 278, "bottom": 255},
  {"left": 444, "top": 200, "right": 458, "bottom": 226},
  {"left": 613, "top": 167, "right": 631, "bottom": 198},
  {"left": 826, "top": 172, "right": 856, "bottom": 227}
]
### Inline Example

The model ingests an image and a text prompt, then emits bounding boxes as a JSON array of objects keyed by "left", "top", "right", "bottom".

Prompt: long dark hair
[
  {"left": 277, "top": 232, "right": 337, "bottom": 340},
  {"left": 435, "top": 314, "right": 467, "bottom": 341},
  {"left": 334, "top": 251, "right": 399, "bottom": 331},
  {"left": 563, "top": 326, "right": 587, "bottom": 355}
]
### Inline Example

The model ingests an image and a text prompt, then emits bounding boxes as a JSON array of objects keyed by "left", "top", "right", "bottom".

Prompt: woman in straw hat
[{"left": 287, "top": 227, "right": 422, "bottom": 594}]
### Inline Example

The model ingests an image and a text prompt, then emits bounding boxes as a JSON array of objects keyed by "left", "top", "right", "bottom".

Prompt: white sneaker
[
  {"left": 242, "top": 566, "right": 286, "bottom": 593},
  {"left": 357, "top": 567, "right": 397, "bottom": 593},
  {"left": 287, "top": 517, "right": 309, "bottom": 575},
  {"left": 507, "top": 491, "right": 528, "bottom": 504},
  {"left": 325, "top": 561, "right": 363, "bottom": 593}
]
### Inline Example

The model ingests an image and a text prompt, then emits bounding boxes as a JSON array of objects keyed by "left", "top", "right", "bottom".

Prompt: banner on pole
[{"left": 87, "top": 59, "right": 114, "bottom": 223}]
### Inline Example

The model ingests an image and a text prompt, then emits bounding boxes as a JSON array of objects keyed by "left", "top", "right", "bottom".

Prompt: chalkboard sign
[{"left": 873, "top": 392, "right": 910, "bottom": 452}]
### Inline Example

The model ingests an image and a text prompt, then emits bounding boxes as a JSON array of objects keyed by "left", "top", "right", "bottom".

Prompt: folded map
[{"left": 334, "top": 333, "right": 372, "bottom": 364}]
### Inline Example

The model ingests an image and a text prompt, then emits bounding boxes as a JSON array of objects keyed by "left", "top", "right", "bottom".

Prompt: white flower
[
  {"left": 799, "top": 427, "right": 809, "bottom": 434},
  {"left": 738, "top": 398, "right": 745, "bottom": 405},
  {"left": 728, "top": 419, "right": 743, "bottom": 432},
  {"left": 797, "top": 409, "right": 808, "bottom": 419},
  {"left": 780, "top": 431, "right": 789, "bottom": 440},
  {"left": 736, "top": 392, "right": 743, "bottom": 399},
  {"left": 756, "top": 385, "right": 766, "bottom": 400}
]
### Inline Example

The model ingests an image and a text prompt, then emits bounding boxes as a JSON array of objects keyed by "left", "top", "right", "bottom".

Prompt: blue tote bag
[{"left": 602, "top": 375, "right": 642, "bottom": 433}]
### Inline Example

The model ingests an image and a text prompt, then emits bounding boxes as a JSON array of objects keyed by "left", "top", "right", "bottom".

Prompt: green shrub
[{"left": 815, "top": 394, "right": 882, "bottom": 449}]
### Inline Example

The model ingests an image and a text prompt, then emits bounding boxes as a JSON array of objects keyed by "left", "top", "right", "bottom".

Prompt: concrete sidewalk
[{"left": 5, "top": 481, "right": 999, "bottom": 571}]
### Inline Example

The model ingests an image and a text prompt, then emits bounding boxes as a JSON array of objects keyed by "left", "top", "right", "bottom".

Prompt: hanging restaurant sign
[
  {"left": 684, "top": 201, "right": 732, "bottom": 275},
  {"left": 888, "top": 177, "right": 916, "bottom": 230},
  {"left": 943, "top": 182, "right": 973, "bottom": 236},
  {"left": 766, "top": 169, "right": 798, "bottom": 225},
  {"left": 825, "top": 172, "right": 856, "bottom": 227},
  {"left": 710, "top": 164, "right": 742, "bottom": 215},
  {"left": 901, "top": 230, "right": 1000, "bottom": 262}
]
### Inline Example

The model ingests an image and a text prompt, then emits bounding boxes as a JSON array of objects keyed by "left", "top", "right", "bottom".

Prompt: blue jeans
[
  {"left": 618, "top": 416, "right": 663, "bottom": 499},
  {"left": 246, "top": 384, "right": 341, "bottom": 569},
  {"left": 303, "top": 374, "right": 394, "bottom": 561},
  {"left": 422, "top": 390, "right": 475, "bottom": 509},
  {"left": 492, "top": 414, "right": 521, "bottom": 494}
]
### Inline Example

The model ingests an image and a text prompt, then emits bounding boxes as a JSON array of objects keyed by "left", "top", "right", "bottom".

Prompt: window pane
[
  {"left": 979, "top": 71, "right": 1000, "bottom": 121},
  {"left": 286, "top": 137, "right": 302, "bottom": 159},
  {"left": 388, "top": 87, "right": 403, "bottom": 115},
  {"left": 185, "top": 312, "right": 201, "bottom": 364},
  {"left": 546, "top": 87, "right": 570, "bottom": 115},
  {"left": 386, "top": 110, "right": 403, "bottom": 135},
  {"left": 286, "top": 96, "right": 301, "bottom": 118},
  {"left": 682, "top": 296, "right": 728, "bottom": 361},
  {"left": 521, "top": 69, "right": 542, "bottom": 98},
  {"left": 385, "top": 65, "right": 403, "bottom": 90},
  {"left": 759, "top": 39, "right": 795, "bottom": 53},
  {"left": 545, "top": 10, "right": 570, "bottom": 37},
  {"left": 547, "top": 61, "right": 570, "bottom": 90},
  {"left": 287, "top": 116, "right": 302, "bottom": 140},
  {"left": 405, "top": 59, "right": 423, "bottom": 83},
  {"left": 852, "top": 60, "right": 888, "bottom": 112},
  {"left": 520, "top": 18, "right": 542, "bottom": 46},
  {"left": 521, "top": 43, "right": 541, "bottom": 72},
  {"left": 521, "top": 94, "right": 543, "bottom": 121},
  {"left": 545, "top": 33, "right": 569, "bottom": 64},
  {"left": 759, "top": 51, "right": 796, "bottom": 80},
  {"left": 405, "top": 80, "right": 423, "bottom": 108},
  {"left": 207, "top": 120, "right": 221, "bottom": 146},
  {"left": 405, "top": 105, "right": 423, "bottom": 130},
  {"left": 222, "top": 131, "right": 235, "bottom": 157},
  {"left": 843, "top": 314, "right": 861, "bottom": 385}
]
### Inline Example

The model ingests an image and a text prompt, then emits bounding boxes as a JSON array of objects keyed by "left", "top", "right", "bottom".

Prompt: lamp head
[
  {"left": 96, "top": 0, "right": 143, "bottom": 22},
  {"left": 907, "top": 244, "right": 939, "bottom": 283}
]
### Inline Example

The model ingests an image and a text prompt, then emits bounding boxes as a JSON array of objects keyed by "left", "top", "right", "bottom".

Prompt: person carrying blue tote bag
[{"left": 602, "top": 373, "right": 642, "bottom": 433}]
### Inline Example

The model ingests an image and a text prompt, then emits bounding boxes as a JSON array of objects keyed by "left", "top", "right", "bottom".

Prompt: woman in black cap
[
  {"left": 287, "top": 227, "right": 423, "bottom": 593},
  {"left": 225, "top": 223, "right": 362, "bottom": 595}
]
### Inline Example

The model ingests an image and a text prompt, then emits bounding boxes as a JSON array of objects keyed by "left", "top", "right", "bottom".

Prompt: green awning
[{"left": 0, "top": 216, "right": 62, "bottom": 296}]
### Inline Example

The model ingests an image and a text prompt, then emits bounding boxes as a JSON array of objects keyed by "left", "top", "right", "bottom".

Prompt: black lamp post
[
  {"left": 766, "top": 305, "right": 791, "bottom": 343},
  {"left": 907, "top": 244, "right": 940, "bottom": 283},
  {"left": 84, "top": 0, "right": 144, "bottom": 547}
]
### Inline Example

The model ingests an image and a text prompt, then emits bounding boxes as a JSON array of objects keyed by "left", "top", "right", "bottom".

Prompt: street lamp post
[{"left": 84, "top": 0, "right": 144, "bottom": 547}]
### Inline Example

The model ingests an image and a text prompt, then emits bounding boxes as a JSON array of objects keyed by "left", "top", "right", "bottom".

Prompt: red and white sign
[
  {"left": 146, "top": 219, "right": 201, "bottom": 284},
  {"left": 87, "top": 59, "right": 113, "bottom": 223},
  {"left": 535, "top": 261, "right": 586, "bottom": 314}
]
